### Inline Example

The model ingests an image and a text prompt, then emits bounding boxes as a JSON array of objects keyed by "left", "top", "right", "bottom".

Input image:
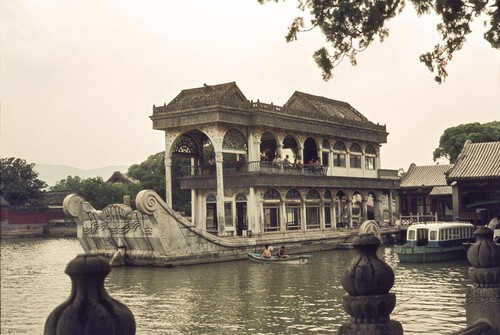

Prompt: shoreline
[{"left": 1, "top": 226, "right": 77, "bottom": 239}]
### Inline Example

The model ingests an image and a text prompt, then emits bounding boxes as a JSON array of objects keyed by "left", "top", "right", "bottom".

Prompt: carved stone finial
[
  {"left": 465, "top": 226, "right": 500, "bottom": 332},
  {"left": 467, "top": 226, "right": 500, "bottom": 269},
  {"left": 341, "top": 233, "right": 394, "bottom": 295},
  {"left": 44, "top": 254, "right": 135, "bottom": 335},
  {"left": 338, "top": 233, "right": 402, "bottom": 335}
]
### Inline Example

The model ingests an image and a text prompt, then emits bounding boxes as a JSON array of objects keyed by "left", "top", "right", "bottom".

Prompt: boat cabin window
[
  {"left": 429, "top": 231, "right": 437, "bottom": 240},
  {"left": 408, "top": 227, "right": 429, "bottom": 246},
  {"left": 408, "top": 230, "right": 416, "bottom": 240}
]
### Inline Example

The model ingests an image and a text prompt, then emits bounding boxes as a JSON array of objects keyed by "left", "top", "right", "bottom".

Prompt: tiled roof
[
  {"left": 446, "top": 140, "right": 500, "bottom": 181},
  {"left": 429, "top": 185, "right": 452, "bottom": 196},
  {"left": 284, "top": 91, "right": 369, "bottom": 122},
  {"left": 164, "top": 82, "right": 248, "bottom": 110},
  {"left": 106, "top": 171, "right": 137, "bottom": 185},
  {"left": 400, "top": 163, "right": 454, "bottom": 188}
]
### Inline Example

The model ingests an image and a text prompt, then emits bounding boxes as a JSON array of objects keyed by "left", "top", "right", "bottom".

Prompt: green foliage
[
  {"left": 127, "top": 152, "right": 191, "bottom": 215},
  {"left": 433, "top": 121, "right": 500, "bottom": 163},
  {"left": 0, "top": 157, "right": 47, "bottom": 206},
  {"left": 171, "top": 156, "right": 192, "bottom": 215},
  {"left": 127, "top": 152, "right": 166, "bottom": 199},
  {"left": 259, "top": 0, "right": 499, "bottom": 83},
  {"left": 50, "top": 175, "right": 141, "bottom": 210}
]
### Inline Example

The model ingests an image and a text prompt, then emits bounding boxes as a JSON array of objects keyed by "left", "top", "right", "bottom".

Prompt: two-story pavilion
[{"left": 150, "top": 82, "right": 400, "bottom": 237}]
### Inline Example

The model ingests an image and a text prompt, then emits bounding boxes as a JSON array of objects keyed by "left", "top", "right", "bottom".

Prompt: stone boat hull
[{"left": 63, "top": 190, "right": 362, "bottom": 267}]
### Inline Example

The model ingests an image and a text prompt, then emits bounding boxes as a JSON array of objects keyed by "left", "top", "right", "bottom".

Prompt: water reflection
[{"left": 1, "top": 239, "right": 469, "bottom": 334}]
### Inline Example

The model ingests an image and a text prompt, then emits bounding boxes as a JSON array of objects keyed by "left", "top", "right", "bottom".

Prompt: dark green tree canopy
[
  {"left": 433, "top": 121, "right": 500, "bottom": 163},
  {"left": 50, "top": 175, "right": 141, "bottom": 210},
  {"left": 127, "top": 152, "right": 191, "bottom": 215},
  {"left": 127, "top": 152, "right": 166, "bottom": 197},
  {"left": 0, "top": 157, "right": 47, "bottom": 206},
  {"left": 259, "top": 0, "right": 499, "bottom": 83}
]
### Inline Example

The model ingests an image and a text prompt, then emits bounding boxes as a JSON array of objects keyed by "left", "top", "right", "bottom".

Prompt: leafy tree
[
  {"left": 259, "top": 0, "right": 499, "bottom": 83},
  {"left": 127, "top": 152, "right": 166, "bottom": 199},
  {"left": 0, "top": 157, "right": 47, "bottom": 206},
  {"left": 433, "top": 121, "right": 500, "bottom": 163},
  {"left": 50, "top": 176, "right": 141, "bottom": 210},
  {"left": 127, "top": 152, "right": 191, "bottom": 215}
]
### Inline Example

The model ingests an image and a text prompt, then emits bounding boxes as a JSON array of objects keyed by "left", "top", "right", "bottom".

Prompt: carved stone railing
[{"left": 456, "top": 226, "right": 500, "bottom": 334}]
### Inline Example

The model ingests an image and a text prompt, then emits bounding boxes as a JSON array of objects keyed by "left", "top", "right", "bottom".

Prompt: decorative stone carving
[
  {"left": 136, "top": 189, "right": 164, "bottom": 215},
  {"left": 44, "top": 254, "right": 135, "bottom": 335},
  {"left": 338, "top": 233, "right": 402, "bottom": 335},
  {"left": 465, "top": 226, "right": 500, "bottom": 332}
]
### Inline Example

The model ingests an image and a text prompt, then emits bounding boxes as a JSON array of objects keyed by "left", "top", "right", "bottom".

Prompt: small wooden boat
[
  {"left": 247, "top": 252, "right": 312, "bottom": 265},
  {"left": 395, "top": 222, "right": 475, "bottom": 263}
]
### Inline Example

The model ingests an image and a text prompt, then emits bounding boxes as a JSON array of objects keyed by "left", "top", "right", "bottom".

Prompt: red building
[{"left": 0, "top": 191, "right": 70, "bottom": 230}]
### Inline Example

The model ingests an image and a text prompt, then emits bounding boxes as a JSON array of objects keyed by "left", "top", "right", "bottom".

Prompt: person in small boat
[
  {"left": 262, "top": 245, "right": 272, "bottom": 258},
  {"left": 276, "top": 245, "right": 289, "bottom": 258}
]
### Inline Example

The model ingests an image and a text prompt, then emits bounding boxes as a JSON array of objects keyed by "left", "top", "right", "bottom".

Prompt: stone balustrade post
[
  {"left": 464, "top": 226, "right": 500, "bottom": 332},
  {"left": 338, "top": 233, "right": 403, "bottom": 335},
  {"left": 45, "top": 254, "right": 135, "bottom": 335}
]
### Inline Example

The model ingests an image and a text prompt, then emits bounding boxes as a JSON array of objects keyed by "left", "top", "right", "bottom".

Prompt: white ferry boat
[{"left": 394, "top": 222, "right": 475, "bottom": 263}]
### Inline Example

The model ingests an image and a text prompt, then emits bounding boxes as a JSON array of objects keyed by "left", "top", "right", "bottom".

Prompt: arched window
[
  {"left": 333, "top": 141, "right": 346, "bottom": 167},
  {"left": 306, "top": 190, "right": 321, "bottom": 229},
  {"left": 173, "top": 134, "right": 200, "bottom": 156},
  {"left": 235, "top": 193, "right": 248, "bottom": 236},
  {"left": 322, "top": 139, "right": 330, "bottom": 149},
  {"left": 223, "top": 129, "right": 247, "bottom": 151},
  {"left": 263, "top": 188, "right": 281, "bottom": 232},
  {"left": 205, "top": 194, "right": 217, "bottom": 233},
  {"left": 285, "top": 189, "right": 301, "bottom": 230},
  {"left": 365, "top": 145, "right": 376, "bottom": 170},
  {"left": 350, "top": 143, "right": 362, "bottom": 169},
  {"left": 321, "top": 139, "right": 330, "bottom": 168},
  {"left": 324, "top": 190, "right": 332, "bottom": 228}
]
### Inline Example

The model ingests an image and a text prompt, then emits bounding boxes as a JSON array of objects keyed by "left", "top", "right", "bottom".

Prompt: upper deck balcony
[
  {"left": 181, "top": 161, "right": 328, "bottom": 177},
  {"left": 180, "top": 161, "right": 400, "bottom": 190}
]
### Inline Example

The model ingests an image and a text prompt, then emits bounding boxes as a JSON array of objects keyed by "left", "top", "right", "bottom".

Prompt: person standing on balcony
[
  {"left": 283, "top": 155, "right": 292, "bottom": 167},
  {"left": 208, "top": 155, "right": 215, "bottom": 174}
]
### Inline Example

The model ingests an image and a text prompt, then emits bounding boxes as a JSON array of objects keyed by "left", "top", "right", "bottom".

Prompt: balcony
[{"left": 181, "top": 161, "right": 328, "bottom": 177}]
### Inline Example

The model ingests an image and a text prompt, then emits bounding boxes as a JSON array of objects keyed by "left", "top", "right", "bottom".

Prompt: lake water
[{"left": 0, "top": 238, "right": 470, "bottom": 334}]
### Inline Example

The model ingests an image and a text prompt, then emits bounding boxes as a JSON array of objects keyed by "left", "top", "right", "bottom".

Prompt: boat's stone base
[{"left": 63, "top": 190, "right": 378, "bottom": 267}]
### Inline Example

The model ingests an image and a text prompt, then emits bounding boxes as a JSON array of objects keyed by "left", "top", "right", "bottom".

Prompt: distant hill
[{"left": 34, "top": 164, "right": 130, "bottom": 187}]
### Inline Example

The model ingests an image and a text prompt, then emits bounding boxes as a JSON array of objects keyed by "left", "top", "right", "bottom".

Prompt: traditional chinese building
[
  {"left": 446, "top": 140, "right": 500, "bottom": 225},
  {"left": 399, "top": 163, "right": 454, "bottom": 222},
  {"left": 150, "top": 82, "right": 400, "bottom": 237}
]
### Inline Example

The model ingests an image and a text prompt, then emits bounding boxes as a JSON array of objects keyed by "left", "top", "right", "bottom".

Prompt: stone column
[
  {"left": 388, "top": 191, "right": 395, "bottom": 225},
  {"left": 465, "top": 226, "right": 500, "bottom": 332},
  {"left": 332, "top": 199, "right": 337, "bottom": 229},
  {"left": 45, "top": 254, "right": 135, "bottom": 335},
  {"left": 165, "top": 155, "right": 172, "bottom": 207},
  {"left": 347, "top": 200, "right": 353, "bottom": 228},
  {"left": 362, "top": 199, "right": 368, "bottom": 223},
  {"left": 338, "top": 233, "right": 403, "bottom": 335},
  {"left": 215, "top": 151, "right": 226, "bottom": 235},
  {"left": 374, "top": 198, "right": 382, "bottom": 224}
]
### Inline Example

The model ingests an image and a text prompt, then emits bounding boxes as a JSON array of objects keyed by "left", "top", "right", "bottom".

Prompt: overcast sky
[{"left": 1, "top": 0, "right": 498, "bottom": 172}]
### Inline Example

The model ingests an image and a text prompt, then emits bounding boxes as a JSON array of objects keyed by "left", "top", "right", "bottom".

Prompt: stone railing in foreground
[
  {"left": 455, "top": 226, "right": 500, "bottom": 334},
  {"left": 44, "top": 254, "right": 135, "bottom": 335},
  {"left": 338, "top": 233, "right": 403, "bottom": 335}
]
